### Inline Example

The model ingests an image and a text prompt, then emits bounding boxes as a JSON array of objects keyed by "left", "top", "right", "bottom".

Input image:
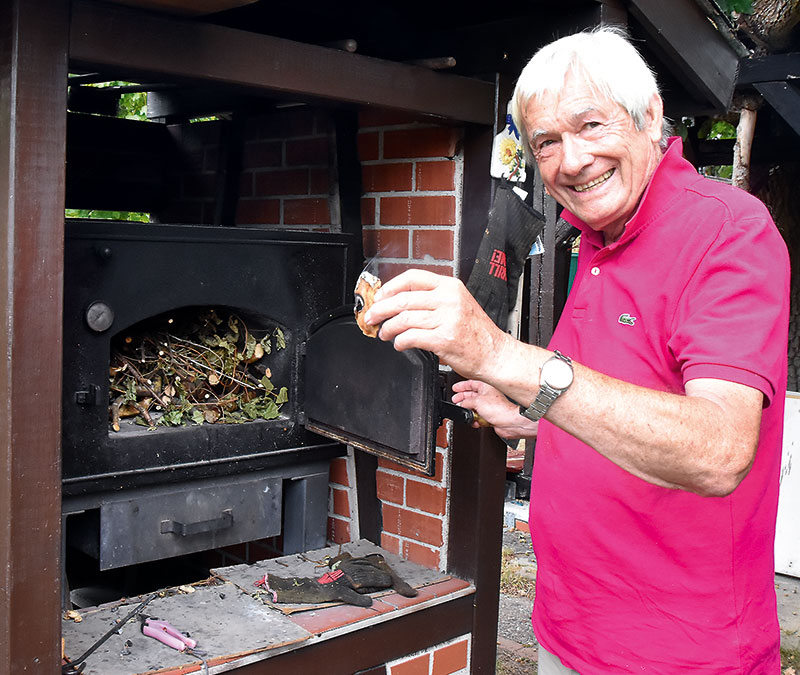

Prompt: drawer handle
[{"left": 160, "top": 509, "right": 233, "bottom": 537}]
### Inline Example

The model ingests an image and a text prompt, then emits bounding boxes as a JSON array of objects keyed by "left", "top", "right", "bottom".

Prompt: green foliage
[
  {"left": 715, "top": 0, "right": 753, "bottom": 16},
  {"left": 65, "top": 209, "right": 150, "bottom": 222},
  {"left": 698, "top": 118, "right": 736, "bottom": 141},
  {"left": 697, "top": 118, "right": 736, "bottom": 180},
  {"left": 89, "top": 80, "right": 149, "bottom": 121}
]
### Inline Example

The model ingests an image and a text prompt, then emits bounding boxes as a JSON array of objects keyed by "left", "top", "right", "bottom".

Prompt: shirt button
[{"left": 590, "top": 266, "right": 600, "bottom": 276}]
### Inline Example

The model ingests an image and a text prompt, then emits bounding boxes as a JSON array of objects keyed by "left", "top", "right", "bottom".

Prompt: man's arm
[{"left": 366, "top": 270, "right": 763, "bottom": 497}]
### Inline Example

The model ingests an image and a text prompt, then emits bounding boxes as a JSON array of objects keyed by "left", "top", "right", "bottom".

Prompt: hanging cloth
[{"left": 466, "top": 179, "right": 545, "bottom": 331}]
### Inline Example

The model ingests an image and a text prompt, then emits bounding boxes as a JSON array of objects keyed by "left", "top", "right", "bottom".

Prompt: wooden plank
[
  {"left": 627, "top": 0, "right": 739, "bottom": 111},
  {"left": 69, "top": 1, "right": 496, "bottom": 126},
  {"left": 106, "top": 0, "right": 257, "bottom": 15},
  {"left": 0, "top": 0, "right": 68, "bottom": 672},
  {"left": 738, "top": 53, "right": 800, "bottom": 86},
  {"left": 448, "top": 422, "right": 507, "bottom": 674},
  {"left": 62, "top": 583, "right": 312, "bottom": 674},
  {"left": 754, "top": 81, "right": 800, "bottom": 138}
]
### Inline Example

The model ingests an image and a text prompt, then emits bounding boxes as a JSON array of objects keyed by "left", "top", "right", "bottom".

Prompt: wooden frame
[
  {"left": 0, "top": 1, "right": 746, "bottom": 671},
  {"left": 0, "top": 1, "right": 68, "bottom": 672},
  {"left": 69, "top": 1, "right": 495, "bottom": 126},
  {"left": 627, "top": 0, "right": 739, "bottom": 111}
]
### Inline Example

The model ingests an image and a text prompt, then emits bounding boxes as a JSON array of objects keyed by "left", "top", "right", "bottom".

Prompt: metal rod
[{"left": 62, "top": 593, "right": 157, "bottom": 674}]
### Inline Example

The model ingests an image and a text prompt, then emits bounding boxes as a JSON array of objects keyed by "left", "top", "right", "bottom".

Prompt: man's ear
[{"left": 645, "top": 93, "right": 664, "bottom": 143}]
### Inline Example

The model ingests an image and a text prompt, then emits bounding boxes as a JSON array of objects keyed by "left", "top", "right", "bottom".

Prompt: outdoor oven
[
  {"left": 50, "top": 4, "right": 505, "bottom": 669},
  {"left": 60, "top": 219, "right": 455, "bottom": 593}
]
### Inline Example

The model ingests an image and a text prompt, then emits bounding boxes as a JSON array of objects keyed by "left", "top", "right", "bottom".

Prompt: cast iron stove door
[{"left": 303, "top": 307, "right": 438, "bottom": 475}]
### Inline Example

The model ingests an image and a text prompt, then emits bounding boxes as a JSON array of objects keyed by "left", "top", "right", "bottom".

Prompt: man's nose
[{"left": 560, "top": 134, "right": 592, "bottom": 175}]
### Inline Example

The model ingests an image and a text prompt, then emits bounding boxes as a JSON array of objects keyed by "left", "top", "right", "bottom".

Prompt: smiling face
[{"left": 523, "top": 72, "right": 664, "bottom": 244}]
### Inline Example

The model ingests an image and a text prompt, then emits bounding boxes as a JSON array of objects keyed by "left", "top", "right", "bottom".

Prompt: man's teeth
[{"left": 573, "top": 169, "right": 614, "bottom": 193}]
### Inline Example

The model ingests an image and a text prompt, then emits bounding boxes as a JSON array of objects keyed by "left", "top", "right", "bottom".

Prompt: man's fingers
[
  {"left": 375, "top": 308, "right": 443, "bottom": 342},
  {"left": 452, "top": 380, "right": 483, "bottom": 394},
  {"left": 367, "top": 290, "right": 443, "bottom": 324},
  {"left": 373, "top": 269, "right": 444, "bottom": 301}
]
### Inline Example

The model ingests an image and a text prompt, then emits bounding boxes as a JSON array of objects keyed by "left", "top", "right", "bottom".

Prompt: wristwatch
[{"left": 520, "top": 350, "right": 574, "bottom": 422}]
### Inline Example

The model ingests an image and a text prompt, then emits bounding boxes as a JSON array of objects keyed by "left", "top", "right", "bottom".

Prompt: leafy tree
[
  {"left": 715, "top": 0, "right": 754, "bottom": 16},
  {"left": 698, "top": 118, "right": 737, "bottom": 180}
]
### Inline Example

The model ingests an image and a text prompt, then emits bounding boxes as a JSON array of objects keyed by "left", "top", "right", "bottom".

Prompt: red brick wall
[
  {"left": 157, "top": 107, "right": 464, "bottom": 573},
  {"left": 358, "top": 110, "right": 460, "bottom": 280},
  {"left": 386, "top": 634, "right": 471, "bottom": 675},
  {"left": 156, "top": 108, "right": 337, "bottom": 231},
  {"left": 355, "top": 110, "right": 464, "bottom": 570}
]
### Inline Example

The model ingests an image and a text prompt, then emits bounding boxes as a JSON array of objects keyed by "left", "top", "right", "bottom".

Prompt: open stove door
[{"left": 302, "top": 306, "right": 439, "bottom": 475}]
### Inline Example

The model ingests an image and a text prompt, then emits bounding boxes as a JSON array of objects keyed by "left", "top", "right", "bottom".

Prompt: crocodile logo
[{"left": 618, "top": 313, "right": 637, "bottom": 326}]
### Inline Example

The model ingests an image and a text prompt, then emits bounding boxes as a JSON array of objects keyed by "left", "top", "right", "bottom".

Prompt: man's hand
[
  {"left": 452, "top": 380, "right": 538, "bottom": 440},
  {"left": 364, "top": 269, "right": 512, "bottom": 382}
]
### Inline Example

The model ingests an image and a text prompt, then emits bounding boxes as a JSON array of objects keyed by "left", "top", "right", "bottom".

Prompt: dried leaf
[{"left": 110, "top": 309, "right": 289, "bottom": 429}]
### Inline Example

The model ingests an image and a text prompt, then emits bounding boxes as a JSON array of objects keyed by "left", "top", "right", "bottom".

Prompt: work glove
[
  {"left": 332, "top": 553, "right": 418, "bottom": 598},
  {"left": 254, "top": 570, "right": 372, "bottom": 607}
]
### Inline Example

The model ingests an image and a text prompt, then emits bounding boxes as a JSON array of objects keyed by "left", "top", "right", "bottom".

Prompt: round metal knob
[{"left": 86, "top": 301, "right": 114, "bottom": 332}]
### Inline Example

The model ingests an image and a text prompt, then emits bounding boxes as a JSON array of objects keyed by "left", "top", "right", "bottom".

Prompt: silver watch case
[{"left": 520, "top": 350, "right": 573, "bottom": 422}]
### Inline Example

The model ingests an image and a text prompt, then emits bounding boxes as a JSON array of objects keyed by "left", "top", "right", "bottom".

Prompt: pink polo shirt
[{"left": 531, "top": 137, "right": 789, "bottom": 673}]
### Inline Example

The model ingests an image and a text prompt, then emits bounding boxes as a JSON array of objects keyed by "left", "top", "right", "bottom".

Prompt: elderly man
[{"left": 365, "top": 27, "right": 790, "bottom": 674}]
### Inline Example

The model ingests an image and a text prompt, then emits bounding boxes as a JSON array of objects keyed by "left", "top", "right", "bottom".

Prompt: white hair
[{"left": 511, "top": 26, "right": 670, "bottom": 159}]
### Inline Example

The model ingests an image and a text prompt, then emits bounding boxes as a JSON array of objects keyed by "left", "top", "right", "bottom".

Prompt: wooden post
[
  {"left": 0, "top": 0, "right": 68, "bottom": 670},
  {"left": 733, "top": 97, "right": 761, "bottom": 192}
]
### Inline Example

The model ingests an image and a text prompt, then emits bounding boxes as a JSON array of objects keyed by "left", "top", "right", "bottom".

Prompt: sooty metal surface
[
  {"left": 62, "top": 221, "right": 353, "bottom": 495},
  {"left": 303, "top": 307, "right": 438, "bottom": 475}
]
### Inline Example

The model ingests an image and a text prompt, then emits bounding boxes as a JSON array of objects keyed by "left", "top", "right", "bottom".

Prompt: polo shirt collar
[{"left": 561, "top": 136, "right": 698, "bottom": 249}]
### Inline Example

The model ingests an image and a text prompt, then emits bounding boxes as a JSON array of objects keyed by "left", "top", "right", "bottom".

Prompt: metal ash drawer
[{"left": 96, "top": 474, "right": 282, "bottom": 570}]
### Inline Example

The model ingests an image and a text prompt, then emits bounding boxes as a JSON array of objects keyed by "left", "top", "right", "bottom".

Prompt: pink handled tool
[{"left": 140, "top": 616, "right": 197, "bottom": 652}]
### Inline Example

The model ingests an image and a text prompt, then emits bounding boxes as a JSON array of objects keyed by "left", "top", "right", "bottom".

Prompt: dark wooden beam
[
  {"left": 754, "top": 81, "right": 800, "bottom": 138},
  {"left": 737, "top": 53, "right": 800, "bottom": 86},
  {"left": 69, "top": 0, "right": 495, "bottom": 126},
  {"left": 627, "top": 0, "right": 739, "bottom": 112},
  {"left": 595, "top": 0, "right": 628, "bottom": 26},
  {"left": 447, "top": 423, "right": 507, "bottom": 674},
  {"left": 444, "top": 113, "right": 507, "bottom": 675},
  {"left": 0, "top": 0, "right": 68, "bottom": 671}
]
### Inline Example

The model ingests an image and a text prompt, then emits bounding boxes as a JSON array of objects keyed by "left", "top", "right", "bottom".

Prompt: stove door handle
[{"left": 160, "top": 509, "right": 233, "bottom": 537}]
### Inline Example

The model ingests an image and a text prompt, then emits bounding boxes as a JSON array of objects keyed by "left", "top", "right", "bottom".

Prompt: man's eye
[{"left": 583, "top": 121, "right": 601, "bottom": 131}]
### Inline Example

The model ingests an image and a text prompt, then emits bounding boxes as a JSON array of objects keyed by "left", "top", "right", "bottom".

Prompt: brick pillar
[{"left": 354, "top": 110, "right": 465, "bottom": 570}]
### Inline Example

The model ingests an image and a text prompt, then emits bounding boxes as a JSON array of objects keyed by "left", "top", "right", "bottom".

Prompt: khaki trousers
[{"left": 538, "top": 645, "right": 581, "bottom": 675}]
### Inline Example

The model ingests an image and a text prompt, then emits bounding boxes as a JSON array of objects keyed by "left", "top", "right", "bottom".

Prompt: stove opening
[{"left": 108, "top": 306, "right": 292, "bottom": 436}]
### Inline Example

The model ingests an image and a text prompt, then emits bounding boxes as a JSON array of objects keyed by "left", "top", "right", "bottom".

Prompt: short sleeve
[{"left": 667, "top": 199, "right": 789, "bottom": 406}]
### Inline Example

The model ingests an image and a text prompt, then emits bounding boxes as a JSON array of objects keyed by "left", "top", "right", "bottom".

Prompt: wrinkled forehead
[{"left": 522, "top": 73, "right": 630, "bottom": 131}]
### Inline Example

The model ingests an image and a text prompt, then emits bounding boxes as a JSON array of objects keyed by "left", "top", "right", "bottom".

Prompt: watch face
[{"left": 543, "top": 357, "right": 573, "bottom": 390}]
